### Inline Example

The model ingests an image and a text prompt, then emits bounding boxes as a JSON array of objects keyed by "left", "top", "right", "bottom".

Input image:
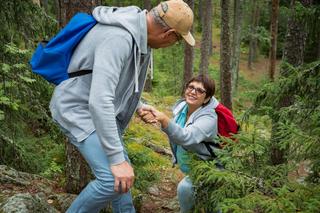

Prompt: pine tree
[
  {"left": 220, "top": 0, "right": 232, "bottom": 110},
  {"left": 182, "top": 0, "right": 195, "bottom": 95},
  {"left": 58, "top": 0, "right": 102, "bottom": 194},
  {"left": 199, "top": 0, "right": 212, "bottom": 75}
]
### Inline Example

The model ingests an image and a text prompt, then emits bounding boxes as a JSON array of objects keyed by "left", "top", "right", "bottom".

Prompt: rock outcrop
[{"left": 0, "top": 165, "right": 75, "bottom": 212}]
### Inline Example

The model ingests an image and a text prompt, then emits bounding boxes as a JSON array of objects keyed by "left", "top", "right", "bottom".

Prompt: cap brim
[{"left": 182, "top": 32, "right": 195, "bottom": 46}]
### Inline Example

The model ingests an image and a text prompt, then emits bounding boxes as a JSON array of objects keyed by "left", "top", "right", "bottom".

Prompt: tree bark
[
  {"left": 40, "top": 0, "right": 48, "bottom": 11},
  {"left": 282, "top": 10, "right": 307, "bottom": 69},
  {"left": 182, "top": 0, "right": 195, "bottom": 95},
  {"left": 270, "top": 0, "right": 307, "bottom": 165},
  {"left": 220, "top": 0, "right": 232, "bottom": 110},
  {"left": 197, "top": 0, "right": 203, "bottom": 32},
  {"left": 318, "top": 31, "right": 320, "bottom": 59},
  {"left": 231, "top": 0, "right": 243, "bottom": 95},
  {"left": 269, "top": 0, "right": 280, "bottom": 81},
  {"left": 58, "top": 0, "right": 101, "bottom": 194},
  {"left": 58, "top": 0, "right": 101, "bottom": 27},
  {"left": 199, "top": 0, "right": 212, "bottom": 75},
  {"left": 318, "top": 35, "right": 320, "bottom": 59},
  {"left": 143, "top": 0, "right": 152, "bottom": 10},
  {"left": 248, "top": 0, "right": 260, "bottom": 70}
]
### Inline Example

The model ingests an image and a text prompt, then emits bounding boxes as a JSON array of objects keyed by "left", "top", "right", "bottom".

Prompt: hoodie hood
[
  {"left": 93, "top": 6, "right": 149, "bottom": 93},
  {"left": 93, "top": 6, "right": 148, "bottom": 54}
]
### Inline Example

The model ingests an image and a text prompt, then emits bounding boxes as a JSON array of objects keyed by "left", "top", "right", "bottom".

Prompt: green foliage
[
  {"left": 152, "top": 43, "right": 185, "bottom": 97},
  {"left": 188, "top": 62, "right": 320, "bottom": 212},
  {"left": 0, "top": 0, "right": 57, "bottom": 48},
  {"left": 0, "top": 20, "right": 63, "bottom": 175},
  {"left": 254, "top": 62, "right": 320, "bottom": 183},
  {"left": 41, "top": 161, "right": 64, "bottom": 179},
  {"left": 126, "top": 142, "right": 168, "bottom": 192},
  {"left": 189, "top": 118, "right": 320, "bottom": 212}
]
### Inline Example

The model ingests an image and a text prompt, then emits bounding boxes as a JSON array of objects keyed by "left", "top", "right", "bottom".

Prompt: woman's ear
[{"left": 203, "top": 97, "right": 210, "bottom": 105}]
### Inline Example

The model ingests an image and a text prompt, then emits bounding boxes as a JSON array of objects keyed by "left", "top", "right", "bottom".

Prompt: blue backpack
[{"left": 30, "top": 13, "right": 96, "bottom": 85}]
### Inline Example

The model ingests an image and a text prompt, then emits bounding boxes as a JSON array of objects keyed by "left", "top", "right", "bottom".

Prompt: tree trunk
[
  {"left": 182, "top": 0, "right": 195, "bottom": 95},
  {"left": 247, "top": 0, "right": 260, "bottom": 70},
  {"left": 143, "top": 0, "right": 153, "bottom": 92},
  {"left": 220, "top": 0, "right": 232, "bottom": 110},
  {"left": 282, "top": 12, "right": 307, "bottom": 69},
  {"left": 270, "top": 0, "right": 307, "bottom": 165},
  {"left": 40, "top": 0, "right": 48, "bottom": 11},
  {"left": 199, "top": 0, "right": 212, "bottom": 75},
  {"left": 58, "top": 0, "right": 101, "bottom": 194},
  {"left": 269, "top": 0, "right": 280, "bottom": 81},
  {"left": 197, "top": 0, "right": 203, "bottom": 32},
  {"left": 143, "top": 0, "right": 152, "bottom": 10},
  {"left": 231, "top": 0, "right": 243, "bottom": 95},
  {"left": 58, "top": 0, "right": 101, "bottom": 27},
  {"left": 65, "top": 139, "right": 93, "bottom": 194},
  {"left": 318, "top": 31, "right": 320, "bottom": 59}
]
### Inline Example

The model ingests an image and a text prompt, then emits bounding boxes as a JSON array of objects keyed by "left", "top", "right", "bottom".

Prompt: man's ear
[{"left": 163, "top": 29, "right": 175, "bottom": 38}]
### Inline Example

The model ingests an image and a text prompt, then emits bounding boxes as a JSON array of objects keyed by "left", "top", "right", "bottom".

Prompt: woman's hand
[
  {"left": 136, "top": 105, "right": 157, "bottom": 124},
  {"left": 151, "top": 108, "right": 170, "bottom": 129},
  {"left": 137, "top": 105, "right": 170, "bottom": 128}
]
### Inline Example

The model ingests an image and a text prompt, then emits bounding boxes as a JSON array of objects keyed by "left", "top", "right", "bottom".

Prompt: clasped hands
[
  {"left": 111, "top": 105, "right": 169, "bottom": 194},
  {"left": 136, "top": 105, "right": 170, "bottom": 128}
]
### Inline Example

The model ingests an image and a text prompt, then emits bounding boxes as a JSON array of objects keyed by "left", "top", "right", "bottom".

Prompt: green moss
[{"left": 126, "top": 142, "right": 170, "bottom": 193}]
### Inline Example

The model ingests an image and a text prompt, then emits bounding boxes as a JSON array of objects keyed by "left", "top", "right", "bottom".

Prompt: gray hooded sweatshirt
[
  {"left": 50, "top": 6, "right": 151, "bottom": 165},
  {"left": 163, "top": 97, "right": 220, "bottom": 163}
]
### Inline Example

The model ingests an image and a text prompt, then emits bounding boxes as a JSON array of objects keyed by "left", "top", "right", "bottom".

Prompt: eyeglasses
[{"left": 186, "top": 85, "right": 206, "bottom": 95}]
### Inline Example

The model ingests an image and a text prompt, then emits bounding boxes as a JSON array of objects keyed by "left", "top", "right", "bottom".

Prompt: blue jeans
[
  {"left": 178, "top": 164, "right": 224, "bottom": 213},
  {"left": 66, "top": 131, "right": 135, "bottom": 213},
  {"left": 177, "top": 176, "right": 194, "bottom": 213}
]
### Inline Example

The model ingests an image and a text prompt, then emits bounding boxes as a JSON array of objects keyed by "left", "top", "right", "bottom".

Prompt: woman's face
[{"left": 184, "top": 81, "right": 209, "bottom": 110}]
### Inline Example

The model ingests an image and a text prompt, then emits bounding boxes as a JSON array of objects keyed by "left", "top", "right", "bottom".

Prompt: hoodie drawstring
[
  {"left": 150, "top": 49, "right": 153, "bottom": 80},
  {"left": 134, "top": 45, "right": 140, "bottom": 93}
]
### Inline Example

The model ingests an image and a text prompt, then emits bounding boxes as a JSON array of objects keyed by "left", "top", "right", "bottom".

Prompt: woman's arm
[{"left": 152, "top": 108, "right": 217, "bottom": 146}]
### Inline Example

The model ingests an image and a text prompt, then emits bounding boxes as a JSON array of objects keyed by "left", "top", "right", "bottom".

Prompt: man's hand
[
  {"left": 110, "top": 161, "right": 134, "bottom": 193},
  {"left": 136, "top": 105, "right": 157, "bottom": 123},
  {"left": 150, "top": 108, "right": 170, "bottom": 129}
]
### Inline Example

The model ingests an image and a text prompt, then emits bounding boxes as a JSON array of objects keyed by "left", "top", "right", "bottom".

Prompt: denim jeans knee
[
  {"left": 177, "top": 176, "right": 194, "bottom": 213},
  {"left": 65, "top": 131, "right": 135, "bottom": 213}
]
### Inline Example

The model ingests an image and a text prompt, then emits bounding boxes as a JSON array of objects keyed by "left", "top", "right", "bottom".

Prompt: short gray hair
[{"left": 150, "top": 7, "right": 170, "bottom": 30}]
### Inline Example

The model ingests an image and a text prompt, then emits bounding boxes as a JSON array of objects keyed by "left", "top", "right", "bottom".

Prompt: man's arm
[{"left": 89, "top": 33, "right": 134, "bottom": 193}]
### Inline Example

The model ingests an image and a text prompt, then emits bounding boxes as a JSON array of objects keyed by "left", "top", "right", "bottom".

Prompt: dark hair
[{"left": 185, "top": 74, "right": 215, "bottom": 99}]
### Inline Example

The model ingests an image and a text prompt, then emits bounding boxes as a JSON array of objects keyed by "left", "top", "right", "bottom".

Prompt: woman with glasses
[{"left": 141, "top": 74, "right": 220, "bottom": 212}]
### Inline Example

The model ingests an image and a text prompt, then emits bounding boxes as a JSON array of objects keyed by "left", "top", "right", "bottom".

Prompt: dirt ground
[{"left": 139, "top": 168, "right": 184, "bottom": 213}]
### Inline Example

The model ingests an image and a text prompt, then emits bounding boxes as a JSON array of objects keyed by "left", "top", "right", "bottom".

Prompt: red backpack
[
  {"left": 203, "top": 103, "right": 239, "bottom": 158},
  {"left": 215, "top": 103, "right": 239, "bottom": 139}
]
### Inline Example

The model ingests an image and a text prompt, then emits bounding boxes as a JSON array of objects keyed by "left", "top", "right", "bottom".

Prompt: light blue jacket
[
  {"left": 50, "top": 6, "right": 151, "bottom": 165},
  {"left": 163, "top": 97, "right": 220, "bottom": 163}
]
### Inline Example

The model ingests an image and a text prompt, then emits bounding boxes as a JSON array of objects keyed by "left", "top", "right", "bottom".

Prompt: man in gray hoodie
[{"left": 49, "top": 0, "right": 195, "bottom": 212}]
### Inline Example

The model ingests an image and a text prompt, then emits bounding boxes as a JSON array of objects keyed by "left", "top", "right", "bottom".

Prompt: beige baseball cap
[{"left": 156, "top": 0, "right": 195, "bottom": 46}]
